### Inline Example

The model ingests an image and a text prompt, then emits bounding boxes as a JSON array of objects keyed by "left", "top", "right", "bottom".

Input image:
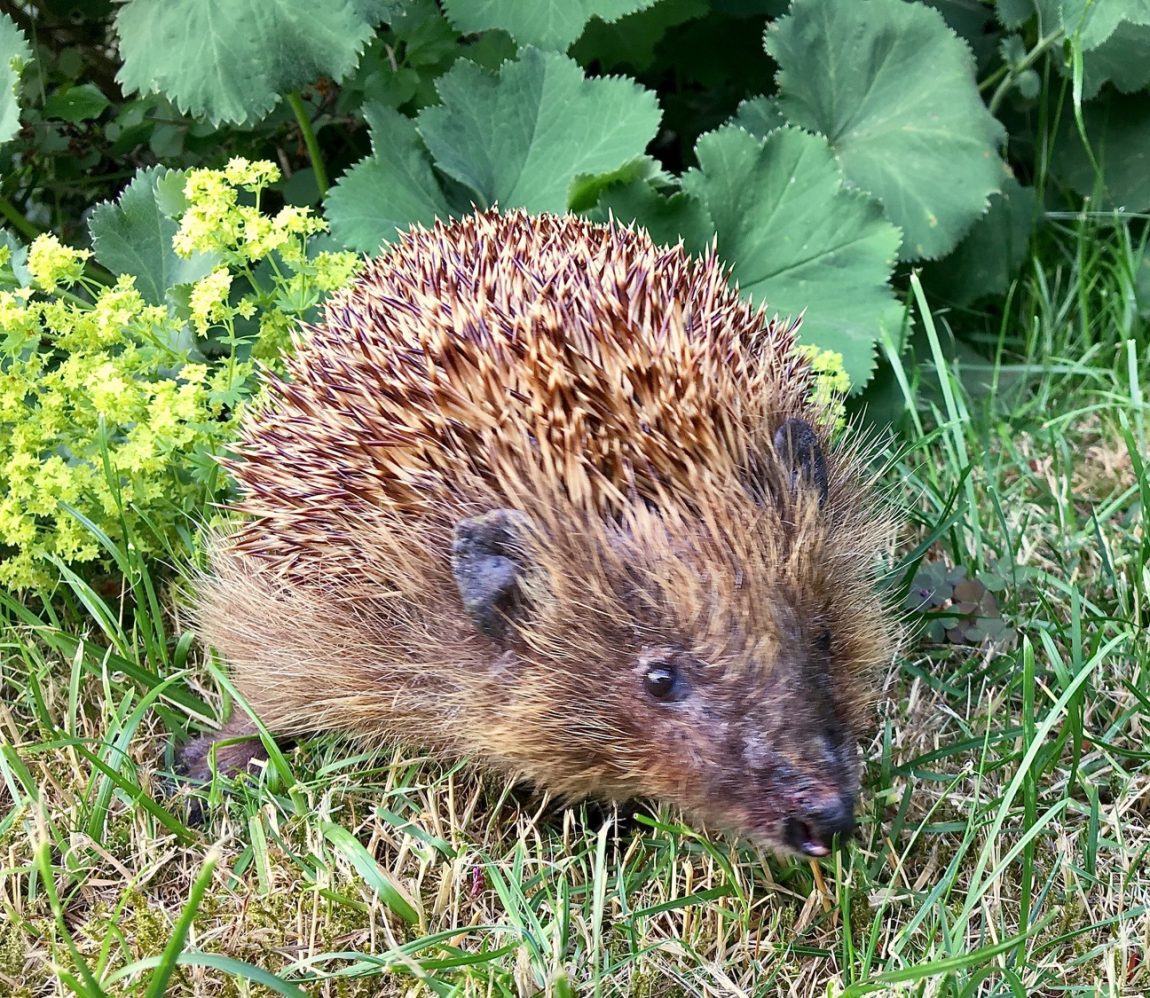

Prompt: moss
[
  {"left": 0, "top": 929, "right": 33, "bottom": 983},
  {"left": 628, "top": 971, "right": 689, "bottom": 998},
  {"left": 125, "top": 893, "right": 177, "bottom": 956}
]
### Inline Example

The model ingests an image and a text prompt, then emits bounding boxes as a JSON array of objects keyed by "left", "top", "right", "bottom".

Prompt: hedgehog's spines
[{"left": 209, "top": 206, "right": 893, "bottom": 723}]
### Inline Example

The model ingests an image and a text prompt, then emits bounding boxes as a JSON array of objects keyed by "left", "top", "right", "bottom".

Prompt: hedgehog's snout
[
  {"left": 783, "top": 793, "right": 857, "bottom": 857},
  {"left": 787, "top": 721, "right": 862, "bottom": 856},
  {"left": 738, "top": 698, "right": 861, "bottom": 854}
]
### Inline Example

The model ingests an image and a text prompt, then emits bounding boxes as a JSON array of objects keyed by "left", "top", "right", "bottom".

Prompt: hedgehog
[{"left": 181, "top": 208, "right": 898, "bottom": 857}]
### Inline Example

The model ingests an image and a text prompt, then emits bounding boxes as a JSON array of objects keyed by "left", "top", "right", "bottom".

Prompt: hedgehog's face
[
  {"left": 617, "top": 635, "right": 867, "bottom": 858},
  {"left": 450, "top": 418, "right": 890, "bottom": 857}
]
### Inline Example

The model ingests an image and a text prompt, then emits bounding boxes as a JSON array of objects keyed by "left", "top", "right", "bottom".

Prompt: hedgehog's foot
[{"left": 177, "top": 714, "right": 270, "bottom": 783}]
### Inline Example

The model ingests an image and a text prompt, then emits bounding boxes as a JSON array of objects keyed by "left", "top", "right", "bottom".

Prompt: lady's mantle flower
[
  {"left": 27, "top": 234, "right": 90, "bottom": 292},
  {"left": 797, "top": 344, "right": 850, "bottom": 432},
  {"left": 189, "top": 269, "right": 234, "bottom": 333}
]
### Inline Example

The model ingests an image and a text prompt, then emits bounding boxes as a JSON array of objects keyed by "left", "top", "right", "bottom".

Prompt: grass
[{"left": 1, "top": 211, "right": 1147, "bottom": 996}]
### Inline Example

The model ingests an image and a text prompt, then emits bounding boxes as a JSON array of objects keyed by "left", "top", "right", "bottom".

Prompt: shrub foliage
[
  {"left": 0, "top": 0, "right": 1147, "bottom": 582},
  {"left": 0, "top": 161, "right": 356, "bottom": 587}
]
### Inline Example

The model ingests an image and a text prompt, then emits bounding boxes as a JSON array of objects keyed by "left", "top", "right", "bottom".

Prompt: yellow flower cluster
[
  {"left": 26, "top": 234, "right": 91, "bottom": 292},
  {"left": 0, "top": 161, "right": 361, "bottom": 589},
  {"left": 797, "top": 343, "right": 850, "bottom": 432},
  {"left": 174, "top": 157, "right": 327, "bottom": 264},
  {"left": 188, "top": 268, "right": 234, "bottom": 334},
  {"left": 0, "top": 270, "right": 228, "bottom": 588},
  {"left": 175, "top": 158, "right": 358, "bottom": 355}
]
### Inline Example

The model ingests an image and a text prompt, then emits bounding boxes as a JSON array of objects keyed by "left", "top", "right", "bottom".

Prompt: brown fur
[{"left": 187, "top": 209, "right": 898, "bottom": 853}]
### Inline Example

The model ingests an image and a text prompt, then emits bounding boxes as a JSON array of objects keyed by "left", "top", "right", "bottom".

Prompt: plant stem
[
  {"left": 0, "top": 192, "right": 40, "bottom": 241},
  {"left": 978, "top": 65, "right": 1008, "bottom": 93},
  {"left": 988, "top": 28, "right": 1065, "bottom": 116},
  {"left": 287, "top": 91, "right": 329, "bottom": 196}
]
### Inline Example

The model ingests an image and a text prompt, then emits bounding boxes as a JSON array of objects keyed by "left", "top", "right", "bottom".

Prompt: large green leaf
[
  {"left": 1037, "top": 1, "right": 1150, "bottom": 95},
  {"left": 442, "top": 0, "right": 659, "bottom": 50},
  {"left": 1058, "top": 0, "right": 1150, "bottom": 48},
  {"left": 1058, "top": 0, "right": 1150, "bottom": 97},
  {"left": 731, "top": 95, "right": 787, "bottom": 137},
  {"left": 1080, "top": 23, "right": 1150, "bottom": 96},
  {"left": 325, "top": 105, "right": 454, "bottom": 252},
  {"left": 923, "top": 0, "right": 1001, "bottom": 67},
  {"left": 0, "top": 13, "right": 30, "bottom": 146},
  {"left": 88, "top": 167, "right": 217, "bottom": 306},
  {"left": 765, "top": 0, "right": 1006, "bottom": 262},
  {"left": 922, "top": 177, "right": 1037, "bottom": 306},
  {"left": 997, "top": 0, "right": 1036, "bottom": 28},
  {"left": 417, "top": 47, "right": 661, "bottom": 213},
  {"left": 682, "top": 127, "right": 902, "bottom": 389},
  {"left": 1053, "top": 89, "right": 1150, "bottom": 212},
  {"left": 115, "top": 0, "right": 378, "bottom": 125},
  {"left": 591, "top": 179, "right": 713, "bottom": 256},
  {"left": 570, "top": 0, "right": 709, "bottom": 71},
  {"left": 567, "top": 156, "right": 663, "bottom": 213}
]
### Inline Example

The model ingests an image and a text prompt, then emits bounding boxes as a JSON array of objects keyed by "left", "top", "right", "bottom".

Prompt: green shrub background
[{"left": 2, "top": 0, "right": 1148, "bottom": 586}]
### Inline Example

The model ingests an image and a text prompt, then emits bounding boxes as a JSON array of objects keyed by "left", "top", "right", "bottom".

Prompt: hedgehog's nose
[
  {"left": 784, "top": 795, "right": 856, "bottom": 857},
  {"left": 809, "top": 796, "right": 856, "bottom": 839}
]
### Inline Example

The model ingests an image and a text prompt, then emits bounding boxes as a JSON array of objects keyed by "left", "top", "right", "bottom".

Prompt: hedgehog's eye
[
  {"left": 644, "top": 663, "right": 679, "bottom": 701},
  {"left": 815, "top": 629, "right": 832, "bottom": 654}
]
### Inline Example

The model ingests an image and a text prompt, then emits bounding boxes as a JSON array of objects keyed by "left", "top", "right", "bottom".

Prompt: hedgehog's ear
[
  {"left": 451, "top": 509, "right": 534, "bottom": 642},
  {"left": 773, "top": 418, "right": 829, "bottom": 506}
]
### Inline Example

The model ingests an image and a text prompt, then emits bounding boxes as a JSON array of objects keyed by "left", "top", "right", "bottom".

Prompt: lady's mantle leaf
[
  {"left": 89, "top": 168, "right": 217, "bottom": 306},
  {"left": 1053, "top": 90, "right": 1150, "bottom": 212},
  {"left": 326, "top": 52, "right": 659, "bottom": 252},
  {"left": 115, "top": 0, "right": 379, "bottom": 125},
  {"left": 443, "top": 0, "right": 659, "bottom": 51},
  {"left": 1054, "top": 0, "right": 1150, "bottom": 50},
  {"left": 0, "top": 13, "right": 30, "bottom": 146},
  {"left": 1079, "top": 23, "right": 1150, "bottom": 97},
  {"left": 1051, "top": 0, "right": 1150, "bottom": 98},
  {"left": 325, "top": 105, "right": 454, "bottom": 252},
  {"left": 766, "top": 0, "right": 1006, "bottom": 262},
  {"left": 682, "top": 127, "right": 902, "bottom": 389},
  {"left": 1034, "top": 2, "right": 1150, "bottom": 97},
  {"left": 731, "top": 95, "right": 786, "bottom": 138},
  {"left": 570, "top": 0, "right": 709, "bottom": 72},
  {"left": 591, "top": 178, "right": 713, "bottom": 256},
  {"left": 923, "top": 177, "right": 1037, "bottom": 306},
  {"left": 418, "top": 47, "right": 661, "bottom": 213}
]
